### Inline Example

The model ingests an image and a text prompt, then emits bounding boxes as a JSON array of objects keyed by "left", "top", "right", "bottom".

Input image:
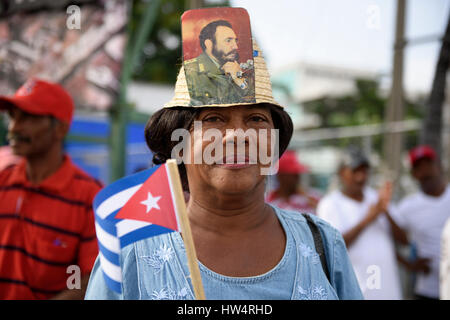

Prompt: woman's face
[{"left": 184, "top": 105, "right": 276, "bottom": 196}]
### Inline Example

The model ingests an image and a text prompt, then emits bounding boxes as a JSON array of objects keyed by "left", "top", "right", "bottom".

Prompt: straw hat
[{"left": 163, "top": 39, "right": 284, "bottom": 110}]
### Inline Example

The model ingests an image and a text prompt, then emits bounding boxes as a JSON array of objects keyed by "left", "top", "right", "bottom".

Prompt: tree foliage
[
  {"left": 129, "top": 0, "right": 230, "bottom": 84},
  {"left": 302, "top": 79, "right": 425, "bottom": 152}
]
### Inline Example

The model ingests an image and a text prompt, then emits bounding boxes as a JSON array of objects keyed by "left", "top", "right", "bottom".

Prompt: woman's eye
[
  {"left": 249, "top": 116, "right": 267, "bottom": 122},
  {"left": 203, "top": 116, "right": 222, "bottom": 122}
]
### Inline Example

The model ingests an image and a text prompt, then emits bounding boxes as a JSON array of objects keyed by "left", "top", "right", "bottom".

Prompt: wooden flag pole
[{"left": 166, "top": 159, "right": 206, "bottom": 300}]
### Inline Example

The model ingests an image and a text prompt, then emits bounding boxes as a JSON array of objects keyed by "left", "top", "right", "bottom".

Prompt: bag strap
[{"left": 302, "top": 213, "right": 331, "bottom": 282}]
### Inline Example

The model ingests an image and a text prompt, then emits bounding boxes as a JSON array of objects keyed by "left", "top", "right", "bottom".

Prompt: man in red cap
[
  {"left": 0, "top": 78, "right": 102, "bottom": 299},
  {"left": 392, "top": 145, "right": 450, "bottom": 300},
  {"left": 266, "top": 150, "right": 321, "bottom": 214}
]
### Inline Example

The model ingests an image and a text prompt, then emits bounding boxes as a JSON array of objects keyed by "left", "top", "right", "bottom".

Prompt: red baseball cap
[
  {"left": 0, "top": 78, "right": 74, "bottom": 124},
  {"left": 409, "top": 145, "right": 436, "bottom": 167},
  {"left": 277, "top": 150, "right": 309, "bottom": 174}
]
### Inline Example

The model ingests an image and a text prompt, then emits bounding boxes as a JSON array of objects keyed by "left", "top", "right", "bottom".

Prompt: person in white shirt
[
  {"left": 441, "top": 218, "right": 450, "bottom": 299},
  {"left": 392, "top": 145, "right": 450, "bottom": 300},
  {"left": 317, "top": 147, "right": 407, "bottom": 299}
]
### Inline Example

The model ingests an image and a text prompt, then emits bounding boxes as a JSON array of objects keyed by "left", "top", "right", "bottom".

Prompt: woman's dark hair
[{"left": 145, "top": 104, "right": 293, "bottom": 191}]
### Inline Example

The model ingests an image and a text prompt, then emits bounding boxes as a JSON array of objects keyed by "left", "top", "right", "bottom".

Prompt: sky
[{"left": 228, "top": 0, "right": 450, "bottom": 95}]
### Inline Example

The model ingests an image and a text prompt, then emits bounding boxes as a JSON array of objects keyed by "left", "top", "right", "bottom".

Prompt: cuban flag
[{"left": 93, "top": 164, "right": 181, "bottom": 293}]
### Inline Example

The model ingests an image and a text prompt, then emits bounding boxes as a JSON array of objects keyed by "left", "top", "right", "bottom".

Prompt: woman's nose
[
  {"left": 225, "top": 117, "right": 246, "bottom": 131},
  {"left": 223, "top": 127, "right": 253, "bottom": 148}
]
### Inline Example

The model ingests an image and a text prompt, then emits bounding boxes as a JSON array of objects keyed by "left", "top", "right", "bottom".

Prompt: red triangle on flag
[{"left": 115, "top": 165, "right": 179, "bottom": 231}]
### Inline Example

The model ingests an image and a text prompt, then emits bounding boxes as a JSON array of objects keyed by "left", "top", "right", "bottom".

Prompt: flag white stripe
[
  {"left": 165, "top": 164, "right": 181, "bottom": 232},
  {"left": 95, "top": 222, "right": 120, "bottom": 254},
  {"left": 96, "top": 184, "right": 143, "bottom": 219},
  {"left": 99, "top": 252, "right": 122, "bottom": 283},
  {"left": 116, "top": 219, "right": 152, "bottom": 238}
]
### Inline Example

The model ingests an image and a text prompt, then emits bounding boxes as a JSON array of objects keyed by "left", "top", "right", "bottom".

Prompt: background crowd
[{"left": 267, "top": 147, "right": 450, "bottom": 300}]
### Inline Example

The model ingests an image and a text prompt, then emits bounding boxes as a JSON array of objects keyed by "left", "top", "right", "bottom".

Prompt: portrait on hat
[{"left": 182, "top": 7, "right": 256, "bottom": 106}]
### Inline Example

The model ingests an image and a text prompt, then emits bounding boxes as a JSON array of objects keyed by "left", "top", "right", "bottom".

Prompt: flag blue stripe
[
  {"left": 119, "top": 224, "right": 175, "bottom": 248},
  {"left": 92, "top": 163, "right": 177, "bottom": 295},
  {"left": 102, "top": 271, "right": 122, "bottom": 294},
  {"left": 93, "top": 165, "right": 160, "bottom": 210},
  {"left": 104, "top": 208, "right": 122, "bottom": 221},
  {"left": 97, "top": 241, "right": 120, "bottom": 266},
  {"left": 95, "top": 214, "right": 121, "bottom": 235}
]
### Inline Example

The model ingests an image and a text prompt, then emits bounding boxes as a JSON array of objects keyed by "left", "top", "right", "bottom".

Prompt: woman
[
  {"left": 85, "top": 104, "right": 362, "bottom": 299},
  {"left": 85, "top": 8, "right": 362, "bottom": 300}
]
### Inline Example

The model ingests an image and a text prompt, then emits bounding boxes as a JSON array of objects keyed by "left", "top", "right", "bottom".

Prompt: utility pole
[
  {"left": 383, "top": 0, "right": 406, "bottom": 190},
  {"left": 443, "top": 81, "right": 450, "bottom": 181},
  {"left": 421, "top": 14, "right": 450, "bottom": 158},
  {"left": 110, "top": 0, "right": 162, "bottom": 182}
]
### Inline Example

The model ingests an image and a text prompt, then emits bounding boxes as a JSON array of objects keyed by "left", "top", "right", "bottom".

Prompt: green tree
[
  {"left": 0, "top": 114, "right": 6, "bottom": 146},
  {"left": 130, "top": 0, "right": 230, "bottom": 84},
  {"left": 421, "top": 14, "right": 450, "bottom": 156},
  {"left": 303, "top": 79, "right": 424, "bottom": 152}
]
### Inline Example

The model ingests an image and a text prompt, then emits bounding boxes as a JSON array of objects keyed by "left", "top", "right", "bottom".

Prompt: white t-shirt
[
  {"left": 317, "top": 187, "right": 402, "bottom": 300},
  {"left": 392, "top": 185, "right": 450, "bottom": 299},
  {"left": 441, "top": 218, "right": 450, "bottom": 299}
]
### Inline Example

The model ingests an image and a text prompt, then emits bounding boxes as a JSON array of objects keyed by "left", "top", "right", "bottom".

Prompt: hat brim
[
  {"left": 411, "top": 155, "right": 435, "bottom": 167},
  {"left": 164, "top": 100, "right": 285, "bottom": 110},
  {"left": 0, "top": 95, "right": 52, "bottom": 117},
  {"left": 348, "top": 160, "right": 370, "bottom": 170}
]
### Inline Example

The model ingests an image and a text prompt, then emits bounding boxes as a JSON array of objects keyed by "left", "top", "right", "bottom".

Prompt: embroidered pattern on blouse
[
  {"left": 298, "top": 242, "right": 320, "bottom": 264},
  {"left": 142, "top": 244, "right": 175, "bottom": 273},
  {"left": 151, "top": 286, "right": 189, "bottom": 300},
  {"left": 297, "top": 284, "right": 328, "bottom": 300}
]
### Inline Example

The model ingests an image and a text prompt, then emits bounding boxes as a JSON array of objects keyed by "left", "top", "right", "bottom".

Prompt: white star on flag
[{"left": 140, "top": 192, "right": 161, "bottom": 213}]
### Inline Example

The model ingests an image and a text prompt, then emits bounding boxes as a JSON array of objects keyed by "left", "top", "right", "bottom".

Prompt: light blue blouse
[{"left": 85, "top": 205, "right": 363, "bottom": 300}]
